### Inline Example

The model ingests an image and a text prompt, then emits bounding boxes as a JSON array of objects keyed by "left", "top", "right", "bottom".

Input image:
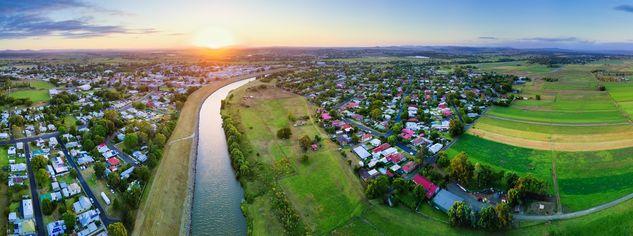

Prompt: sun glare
[{"left": 192, "top": 27, "right": 236, "bottom": 49}]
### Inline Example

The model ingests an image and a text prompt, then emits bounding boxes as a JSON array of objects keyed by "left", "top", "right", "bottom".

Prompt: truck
[{"left": 101, "top": 192, "right": 111, "bottom": 205}]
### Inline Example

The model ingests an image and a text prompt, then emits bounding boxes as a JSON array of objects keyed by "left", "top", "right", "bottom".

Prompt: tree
[
  {"left": 108, "top": 222, "right": 128, "bottom": 236},
  {"left": 365, "top": 175, "right": 389, "bottom": 199},
  {"left": 413, "top": 185, "right": 427, "bottom": 201},
  {"left": 386, "top": 134, "right": 397, "bottom": 145},
  {"left": 35, "top": 169, "right": 49, "bottom": 187},
  {"left": 62, "top": 212, "right": 77, "bottom": 233},
  {"left": 370, "top": 108, "right": 382, "bottom": 120},
  {"left": 503, "top": 172, "right": 519, "bottom": 189},
  {"left": 449, "top": 118, "right": 464, "bottom": 137},
  {"left": 69, "top": 169, "right": 78, "bottom": 179},
  {"left": 415, "top": 146, "right": 428, "bottom": 164},
  {"left": 124, "top": 133, "right": 139, "bottom": 149},
  {"left": 495, "top": 202, "right": 512, "bottom": 229},
  {"left": 473, "top": 163, "right": 494, "bottom": 188},
  {"left": 436, "top": 151, "right": 450, "bottom": 168},
  {"left": 276, "top": 127, "right": 292, "bottom": 139},
  {"left": 449, "top": 152, "right": 474, "bottom": 186},
  {"left": 31, "top": 155, "right": 48, "bottom": 170},
  {"left": 478, "top": 206, "right": 499, "bottom": 230},
  {"left": 507, "top": 188, "right": 521, "bottom": 206},
  {"left": 94, "top": 162, "right": 106, "bottom": 179},
  {"left": 392, "top": 177, "right": 408, "bottom": 193},
  {"left": 448, "top": 201, "right": 472, "bottom": 227},
  {"left": 515, "top": 175, "right": 547, "bottom": 197},
  {"left": 133, "top": 166, "right": 150, "bottom": 183},
  {"left": 153, "top": 133, "right": 167, "bottom": 146},
  {"left": 42, "top": 199, "right": 55, "bottom": 215}
]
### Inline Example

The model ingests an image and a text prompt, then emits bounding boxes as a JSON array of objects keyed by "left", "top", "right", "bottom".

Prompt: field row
[{"left": 447, "top": 134, "right": 633, "bottom": 211}]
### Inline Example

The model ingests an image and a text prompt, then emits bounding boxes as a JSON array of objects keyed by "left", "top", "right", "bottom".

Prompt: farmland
[
  {"left": 224, "top": 80, "right": 366, "bottom": 234},
  {"left": 448, "top": 134, "right": 633, "bottom": 211},
  {"left": 456, "top": 59, "right": 633, "bottom": 212}
]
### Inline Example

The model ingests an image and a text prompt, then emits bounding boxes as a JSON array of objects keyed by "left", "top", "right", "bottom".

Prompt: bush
[{"left": 276, "top": 127, "right": 292, "bottom": 139}]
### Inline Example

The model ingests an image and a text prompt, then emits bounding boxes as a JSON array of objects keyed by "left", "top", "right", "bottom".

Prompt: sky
[{"left": 2, "top": 0, "right": 633, "bottom": 50}]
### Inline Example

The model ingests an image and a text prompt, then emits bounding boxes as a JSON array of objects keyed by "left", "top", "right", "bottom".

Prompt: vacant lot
[
  {"left": 225, "top": 81, "right": 366, "bottom": 234},
  {"left": 448, "top": 134, "right": 633, "bottom": 211}
]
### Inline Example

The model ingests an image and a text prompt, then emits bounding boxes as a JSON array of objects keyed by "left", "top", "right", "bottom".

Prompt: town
[{"left": 0, "top": 58, "right": 274, "bottom": 235}]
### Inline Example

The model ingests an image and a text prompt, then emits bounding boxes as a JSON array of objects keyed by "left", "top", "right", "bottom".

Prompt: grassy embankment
[
  {"left": 132, "top": 69, "right": 287, "bottom": 236},
  {"left": 223, "top": 80, "right": 366, "bottom": 234}
]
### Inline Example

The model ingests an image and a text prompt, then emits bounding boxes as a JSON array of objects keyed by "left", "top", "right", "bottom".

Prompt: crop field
[
  {"left": 464, "top": 60, "right": 633, "bottom": 153},
  {"left": 225, "top": 81, "right": 366, "bottom": 234},
  {"left": 447, "top": 134, "right": 633, "bottom": 211},
  {"left": 605, "top": 82, "right": 633, "bottom": 117},
  {"left": 486, "top": 106, "right": 626, "bottom": 124}
]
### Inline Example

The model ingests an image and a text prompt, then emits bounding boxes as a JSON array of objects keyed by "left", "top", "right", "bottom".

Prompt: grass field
[
  {"left": 81, "top": 168, "right": 120, "bottom": 218},
  {"left": 605, "top": 82, "right": 633, "bottom": 117},
  {"left": 225, "top": 81, "right": 366, "bottom": 234},
  {"left": 7, "top": 80, "right": 56, "bottom": 104},
  {"left": 447, "top": 134, "right": 633, "bottom": 211}
]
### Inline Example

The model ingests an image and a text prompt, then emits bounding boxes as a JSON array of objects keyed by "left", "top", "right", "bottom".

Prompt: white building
[{"left": 22, "top": 199, "right": 33, "bottom": 219}]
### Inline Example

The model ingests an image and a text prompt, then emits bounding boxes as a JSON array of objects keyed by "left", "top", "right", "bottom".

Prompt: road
[
  {"left": 24, "top": 142, "right": 47, "bottom": 236},
  {"left": 0, "top": 132, "right": 59, "bottom": 146},
  {"left": 515, "top": 192, "right": 633, "bottom": 221},
  {"left": 57, "top": 136, "right": 117, "bottom": 226},
  {"left": 104, "top": 134, "right": 139, "bottom": 166}
]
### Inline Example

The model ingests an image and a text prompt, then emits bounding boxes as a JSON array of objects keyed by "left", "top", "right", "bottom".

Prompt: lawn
[
  {"left": 509, "top": 198, "right": 633, "bottom": 235},
  {"left": 447, "top": 134, "right": 633, "bottom": 211},
  {"left": 0, "top": 146, "right": 9, "bottom": 167},
  {"left": 332, "top": 203, "right": 482, "bottom": 236},
  {"left": 81, "top": 168, "right": 120, "bottom": 217},
  {"left": 226, "top": 81, "right": 366, "bottom": 234},
  {"left": 8, "top": 90, "right": 50, "bottom": 103}
]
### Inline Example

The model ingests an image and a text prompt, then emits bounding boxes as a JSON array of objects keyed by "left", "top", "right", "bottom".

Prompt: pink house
[{"left": 321, "top": 113, "right": 332, "bottom": 120}]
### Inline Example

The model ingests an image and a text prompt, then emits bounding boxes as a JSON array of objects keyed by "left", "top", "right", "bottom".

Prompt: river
[{"left": 190, "top": 78, "right": 255, "bottom": 235}]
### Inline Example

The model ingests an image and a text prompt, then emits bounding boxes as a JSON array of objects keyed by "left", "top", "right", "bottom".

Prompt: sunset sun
[{"left": 192, "top": 27, "right": 236, "bottom": 49}]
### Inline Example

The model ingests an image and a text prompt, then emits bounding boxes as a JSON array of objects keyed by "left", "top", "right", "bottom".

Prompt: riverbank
[{"left": 132, "top": 69, "right": 288, "bottom": 236}]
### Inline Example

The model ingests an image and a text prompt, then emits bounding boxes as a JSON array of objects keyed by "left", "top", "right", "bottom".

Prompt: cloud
[
  {"left": 478, "top": 36, "right": 497, "bottom": 40},
  {"left": 0, "top": 0, "right": 89, "bottom": 14},
  {"left": 0, "top": 0, "right": 155, "bottom": 39},
  {"left": 614, "top": 4, "right": 633, "bottom": 13},
  {"left": 519, "top": 37, "right": 594, "bottom": 44}
]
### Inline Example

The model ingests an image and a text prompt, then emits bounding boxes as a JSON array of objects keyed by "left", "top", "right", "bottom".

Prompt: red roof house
[
  {"left": 107, "top": 157, "right": 120, "bottom": 166},
  {"left": 412, "top": 174, "right": 439, "bottom": 199},
  {"left": 372, "top": 143, "right": 391, "bottom": 153}
]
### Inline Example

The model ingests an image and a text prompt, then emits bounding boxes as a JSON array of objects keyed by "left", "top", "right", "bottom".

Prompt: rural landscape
[{"left": 2, "top": 0, "right": 633, "bottom": 235}]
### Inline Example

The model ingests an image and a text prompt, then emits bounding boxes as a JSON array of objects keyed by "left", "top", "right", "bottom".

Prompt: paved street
[
  {"left": 24, "top": 143, "right": 47, "bottom": 236},
  {"left": 57, "top": 136, "right": 117, "bottom": 226}
]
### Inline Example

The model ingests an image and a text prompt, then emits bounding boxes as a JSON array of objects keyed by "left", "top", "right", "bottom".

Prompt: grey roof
[{"left": 431, "top": 189, "right": 464, "bottom": 212}]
